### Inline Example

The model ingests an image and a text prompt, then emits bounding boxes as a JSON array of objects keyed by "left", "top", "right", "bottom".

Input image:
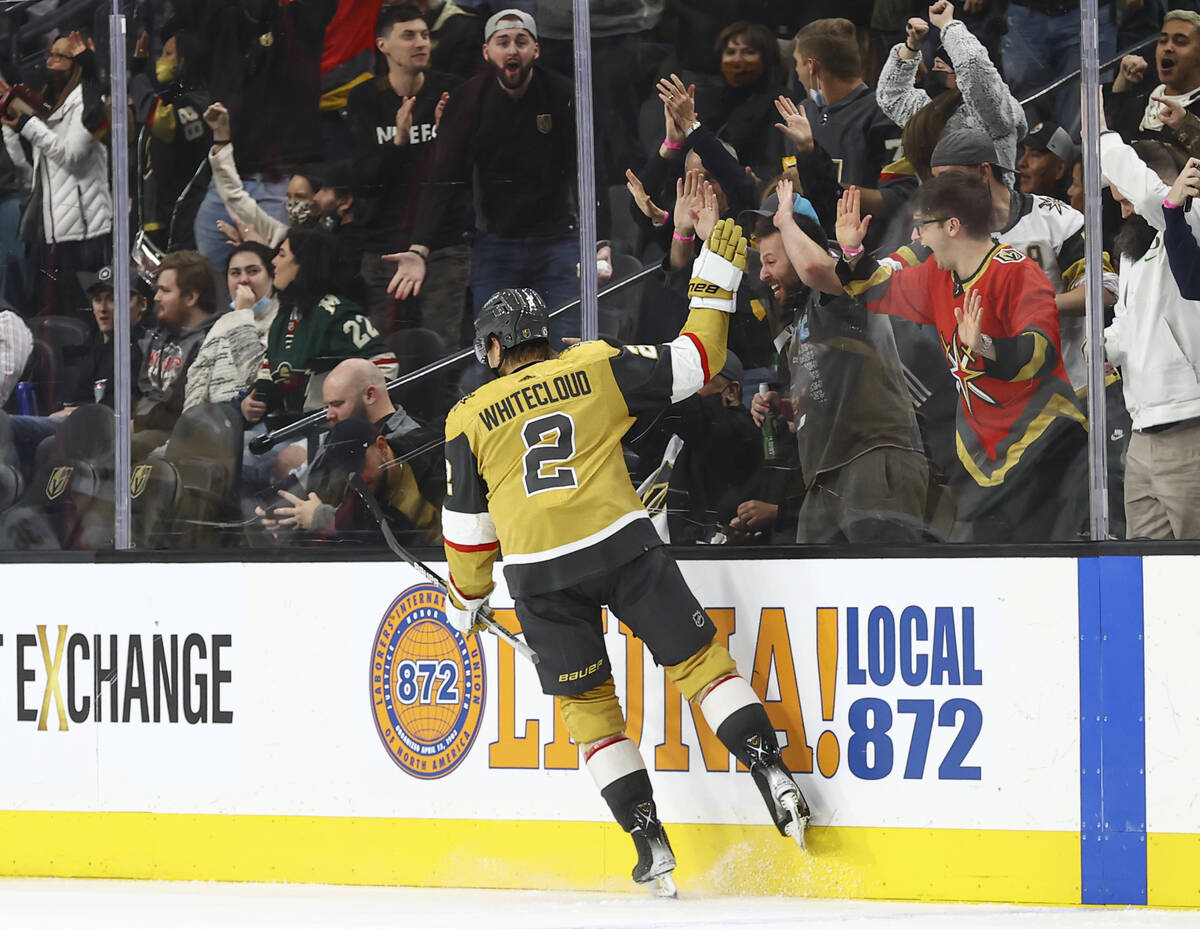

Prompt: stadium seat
[
  {"left": 131, "top": 458, "right": 184, "bottom": 549},
  {"left": 162, "top": 403, "right": 244, "bottom": 548}
]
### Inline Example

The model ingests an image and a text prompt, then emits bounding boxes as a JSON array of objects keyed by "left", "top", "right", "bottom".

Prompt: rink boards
[{"left": 0, "top": 555, "right": 1194, "bottom": 907}]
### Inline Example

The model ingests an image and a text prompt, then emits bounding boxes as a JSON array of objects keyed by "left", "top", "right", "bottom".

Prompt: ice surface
[{"left": 0, "top": 880, "right": 1195, "bottom": 929}]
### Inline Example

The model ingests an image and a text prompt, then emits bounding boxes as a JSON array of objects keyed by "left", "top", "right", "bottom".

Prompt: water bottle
[
  {"left": 16, "top": 381, "right": 35, "bottom": 416},
  {"left": 759, "top": 382, "right": 778, "bottom": 463}
]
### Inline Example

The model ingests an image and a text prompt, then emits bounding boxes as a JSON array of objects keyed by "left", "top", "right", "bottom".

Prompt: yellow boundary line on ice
[{"left": 0, "top": 811, "right": 1083, "bottom": 903}]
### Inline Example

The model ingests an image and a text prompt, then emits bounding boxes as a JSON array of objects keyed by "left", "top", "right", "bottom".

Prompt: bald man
[
  {"left": 272, "top": 357, "right": 423, "bottom": 479},
  {"left": 262, "top": 357, "right": 444, "bottom": 534},
  {"left": 322, "top": 357, "right": 399, "bottom": 427}
]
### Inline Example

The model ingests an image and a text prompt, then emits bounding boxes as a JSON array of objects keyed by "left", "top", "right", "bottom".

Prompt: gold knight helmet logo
[
  {"left": 130, "top": 464, "right": 153, "bottom": 499},
  {"left": 45, "top": 466, "right": 72, "bottom": 501}
]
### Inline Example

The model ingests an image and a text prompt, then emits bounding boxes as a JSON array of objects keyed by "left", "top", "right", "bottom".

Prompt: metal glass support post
[
  {"left": 110, "top": 9, "right": 132, "bottom": 549},
  {"left": 1081, "top": 0, "right": 1109, "bottom": 540},
  {"left": 572, "top": 0, "right": 599, "bottom": 341}
]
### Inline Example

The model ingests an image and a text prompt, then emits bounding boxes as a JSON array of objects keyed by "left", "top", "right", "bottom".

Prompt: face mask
[
  {"left": 924, "top": 69, "right": 952, "bottom": 97},
  {"left": 155, "top": 58, "right": 178, "bottom": 85},
  {"left": 808, "top": 86, "right": 825, "bottom": 107},
  {"left": 286, "top": 199, "right": 314, "bottom": 225},
  {"left": 721, "top": 59, "right": 763, "bottom": 88}
]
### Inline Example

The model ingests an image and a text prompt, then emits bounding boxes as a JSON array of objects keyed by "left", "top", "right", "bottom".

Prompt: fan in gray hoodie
[{"left": 877, "top": 2, "right": 1025, "bottom": 174}]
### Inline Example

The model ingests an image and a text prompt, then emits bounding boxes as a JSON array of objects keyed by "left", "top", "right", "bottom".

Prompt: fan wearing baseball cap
[
  {"left": 727, "top": 179, "right": 935, "bottom": 544},
  {"left": 383, "top": 7, "right": 608, "bottom": 346},
  {"left": 71, "top": 265, "right": 154, "bottom": 407},
  {"left": 930, "top": 127, "right": 1117, "bottom": 391},
  {"left": 1017, "top": 121, "right": 1076, "bottom": 199}
]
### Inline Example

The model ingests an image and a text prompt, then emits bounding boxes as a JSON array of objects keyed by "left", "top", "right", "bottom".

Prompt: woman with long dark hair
[{"left": 242, "top": 227, "right": 397, "bottom": 427}]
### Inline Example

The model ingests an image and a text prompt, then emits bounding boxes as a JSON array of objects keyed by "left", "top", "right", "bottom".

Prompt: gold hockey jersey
[{"left": 443, "top": 307, "right": 728, "bottom": 600}]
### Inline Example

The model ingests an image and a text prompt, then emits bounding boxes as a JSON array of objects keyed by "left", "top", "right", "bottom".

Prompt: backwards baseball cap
[
  {"left": 717, "top": 349, "right": 744, "bottom": 384},
  {"left": 314, "top": 417, "right": 377, "bottom": 477},
  {"left": 1022, "top": 121, "right": 1076, "bottom": 161},
  {"left": 484, "top": 9, "right": 537, "bottom": 41},
  {"left": 930, "top": 128, "right": 1003, "bottom": 171},
  {"left": 738, "top": 191, "right": 822, "bottom": 230}
]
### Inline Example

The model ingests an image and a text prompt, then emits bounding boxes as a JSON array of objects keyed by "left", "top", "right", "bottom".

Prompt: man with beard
[
  {"left": 349, "top": 5, "right": 469, "bottom": 343},
  {"left": 1101, "top": 131, "right": 1200, "bottom": 539},
  {"left": 1107, "top": 10, "right": 1200, "bottom": 147},
  {"left": 259, "top": 360, "right": 443, "bottom": 543},
  {"left": 133, "top": 250, "right": 220, "bottom": 458},
  {"left": 384, "top": 9, "right": 596, "bottom": 343},
  {"left": 728, "top": 180, "right": 937, "bottom": 544}
]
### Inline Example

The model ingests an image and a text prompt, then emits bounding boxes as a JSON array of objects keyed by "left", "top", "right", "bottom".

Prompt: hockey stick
[{"left": 347, "top": 473, "right": 539, "bottom": 665}]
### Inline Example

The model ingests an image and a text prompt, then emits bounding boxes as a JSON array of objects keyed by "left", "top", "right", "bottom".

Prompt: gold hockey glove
[{"left": 687, "top": 217, "right": 748, "bottom": 313}]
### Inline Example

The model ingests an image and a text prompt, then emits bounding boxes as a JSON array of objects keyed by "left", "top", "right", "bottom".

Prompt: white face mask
[{"left": 809, "top": 86, "right": 825, "bottom": 107}]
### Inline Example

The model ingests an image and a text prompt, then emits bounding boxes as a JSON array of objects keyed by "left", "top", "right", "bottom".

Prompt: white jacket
[
  {"left": 3, "top": 84, "right": 112, "bottom": 243},
  {"left": 1101, "top": 131, "right": 1200, "bottom": 430}
]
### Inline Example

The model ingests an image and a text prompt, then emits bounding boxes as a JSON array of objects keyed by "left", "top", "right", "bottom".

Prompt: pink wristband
[
  {"left": 672, "top": 230, "right": 695, "bottom": 243},
  {"left": 1164, "top": 196, "right": 1182, "bottom": 210},
  {"left": 653, "top": 210, "right": 670, "bottom": 228},
  {"left": 662, "top": 138, "right": 683, "bottom": 151},
  {"left": 841, "top": 244, "right": 864, "bottom": 257}
]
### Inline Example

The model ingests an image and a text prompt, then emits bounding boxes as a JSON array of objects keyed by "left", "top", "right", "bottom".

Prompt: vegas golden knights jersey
[{"left": 443, "top": 308, "right": 728, "bottom": 600}]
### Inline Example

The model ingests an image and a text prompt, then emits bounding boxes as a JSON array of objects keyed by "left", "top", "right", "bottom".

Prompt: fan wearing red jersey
[{"left": 834, "top": 173, "right": 1088, "bottom": 542}]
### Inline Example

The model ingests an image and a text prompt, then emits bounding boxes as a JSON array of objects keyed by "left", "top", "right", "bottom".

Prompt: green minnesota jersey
[
  {"left": 262, "top": 293, "right": 397, "bottom": 412},
  {"left": 443, "top": 308, "right": 727, "bottom": 600}
]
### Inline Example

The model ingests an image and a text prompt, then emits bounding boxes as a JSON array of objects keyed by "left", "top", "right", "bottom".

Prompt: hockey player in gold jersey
[{"left": 441, "top": 220, "right": 809, "bottom": 895}]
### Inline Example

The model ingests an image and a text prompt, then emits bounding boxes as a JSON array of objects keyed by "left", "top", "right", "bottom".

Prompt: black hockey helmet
[{"left": 473, "top": 288, "right": 550, "bottom": 365}]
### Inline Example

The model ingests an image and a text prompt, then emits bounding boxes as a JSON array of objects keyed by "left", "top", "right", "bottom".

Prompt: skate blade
[
  {"left": 781, "top": 795, "right": 809, "bottom": 851},
  {"left": 653, "top": 873, "right": 678, "bottom": 898}
]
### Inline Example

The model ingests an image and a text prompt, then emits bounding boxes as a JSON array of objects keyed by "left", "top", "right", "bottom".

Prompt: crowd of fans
[{"left": 0, "top": 0, "right": 1196, "bottom": 550}]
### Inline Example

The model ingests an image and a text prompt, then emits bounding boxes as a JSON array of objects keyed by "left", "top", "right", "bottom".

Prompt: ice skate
[
  {"left": 745, "top": 736, "right": 810, "bottom": 850},
  {"left": 629, "top": 801, "right": 677, "bottom": 898}
]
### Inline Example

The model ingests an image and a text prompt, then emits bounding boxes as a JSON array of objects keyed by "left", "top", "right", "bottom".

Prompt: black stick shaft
[{"left": 348, "top": 474, "right": 539, "bottom": 665}]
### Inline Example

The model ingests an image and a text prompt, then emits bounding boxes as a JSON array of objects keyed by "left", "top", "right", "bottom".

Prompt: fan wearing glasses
[{"left": 828, "top": 172, "right": 1089, "bottom": 543}]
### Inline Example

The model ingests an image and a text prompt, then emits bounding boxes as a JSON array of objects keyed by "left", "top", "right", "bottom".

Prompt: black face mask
[
  {"left": 924, "top": 69, "right": 952, "bottom": 98},
  {"left": 1115, "top": 213, "right": 1158, "bottom": 261}
]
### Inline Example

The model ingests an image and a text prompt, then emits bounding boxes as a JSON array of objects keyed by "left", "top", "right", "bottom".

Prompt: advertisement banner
[{"left": 0, "top": 558, "right": 1080, "bottom": 833}]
